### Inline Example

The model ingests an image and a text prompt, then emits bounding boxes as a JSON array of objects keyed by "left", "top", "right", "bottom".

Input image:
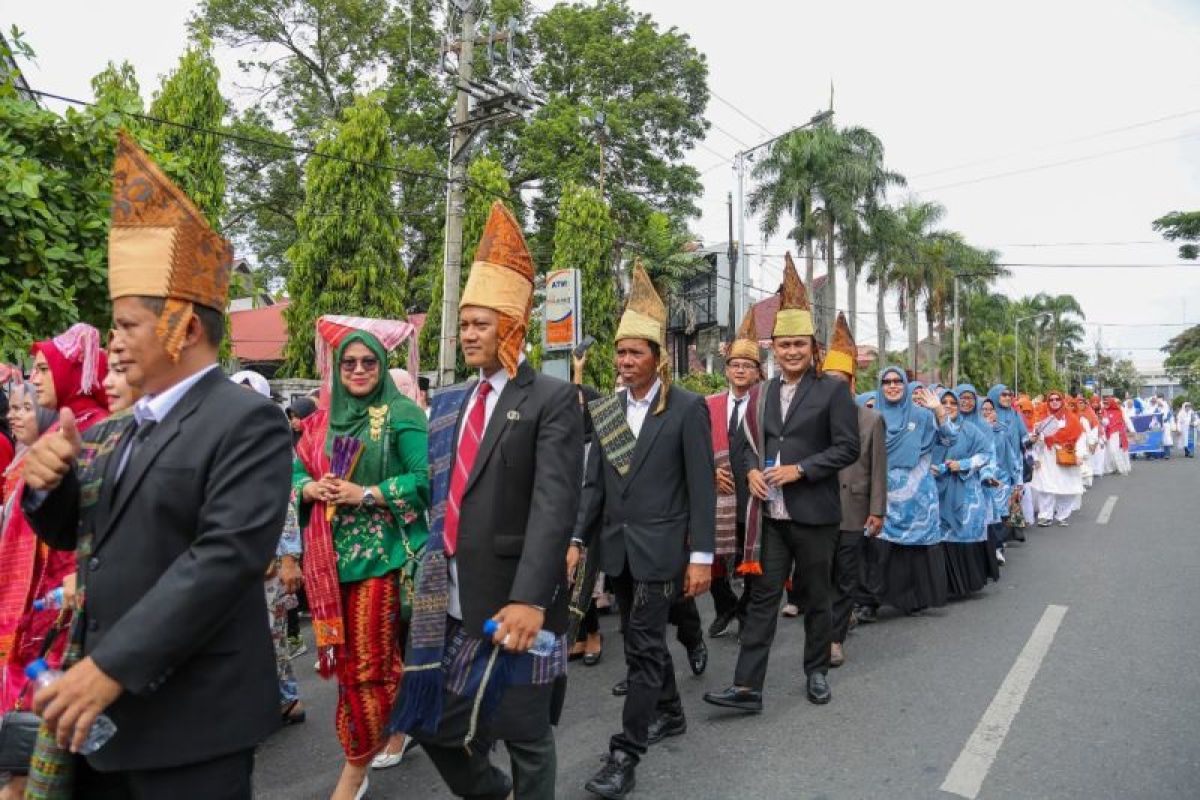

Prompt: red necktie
[{"left": 444, "top": 381, "right": 493, "bottom": 557}]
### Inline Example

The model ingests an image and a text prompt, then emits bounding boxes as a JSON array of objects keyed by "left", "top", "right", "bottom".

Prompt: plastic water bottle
[
  {"left": 23, "top": 659, "right": 118, "bottom": 754},
  {"left": 763, "top": 457, "right": 783, "bottom": 506},
  {"left": 32, "top": 587, "right": 65, "bottom": 612},
  {"left": 481, "top": 620, "right": 557, "bottom": 657}
]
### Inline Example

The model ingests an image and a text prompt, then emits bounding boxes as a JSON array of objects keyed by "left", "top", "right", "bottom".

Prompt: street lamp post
[
  {"left": 734, "top": 109, "right": 833, "bottom": 324},
  {"left": 1014, "top": 312, "right": 1052, "bottom": 393}
]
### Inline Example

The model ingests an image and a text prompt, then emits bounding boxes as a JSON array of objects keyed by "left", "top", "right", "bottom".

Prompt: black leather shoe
[
  {"left": 855, "top": 605, "right": 878, "bottom": 624},
  {"left": 646, "top": 711, "right": 687, "bottom": 745},
  {"left": 708, "top": 610, "right": 736, "bottom": 638},
  {"left": 702, "top": 685, "right": 763, "bottom": 713},
  {"left": 585, "top": 750, "right": 637, "bottom": 799},
  {"left": 807, "top": 672, "right": 831, "bottom": 705},
  {"left": 611, "top": 679, "right": 628, "bottom": 697},
  {"left": 687, "top": 640, "right": 708, "bottom": 676}
]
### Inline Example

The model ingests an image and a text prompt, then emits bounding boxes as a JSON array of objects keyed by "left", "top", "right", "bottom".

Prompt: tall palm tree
[
  {"left": 1031, "top": 293, "right": 1085, "bottom": 373},
  {"left": 748, "top": 125, "right": 842, "bottom": 289},
  {"left": 832, "top": 126, "right": 905, "bottom": 337},
  {"left": 889, "top": 199, "right": 947, "bottom": 374},
  {"left": 864, "top": 204, "right": 904, "bottom": 369}
]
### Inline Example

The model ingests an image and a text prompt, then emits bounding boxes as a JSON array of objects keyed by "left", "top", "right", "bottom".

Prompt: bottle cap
[
  {"left": 24, "top": 658, "right": 49, "bottom": 680},
  {"left": 482, "top": 620, "right": 499, "bottom": 637}
]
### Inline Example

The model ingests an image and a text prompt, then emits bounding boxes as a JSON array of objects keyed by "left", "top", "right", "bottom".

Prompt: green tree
[
  {"left": 148, "top": 39, "right": 227, "bottom": 229},
  {"left": 283, "top": 95, "right": 405, "bottom": 377},
  {"left": 519, "top": 0, "right": 709, "bottom": 270},
  {"left": 193, "top": 0, "right": 448, "bottom": 300},
  {"left": 418, "top": 155, "right": 513, "bottom": 377},
  {"left": 553, "top": 183, "right": 615, "bottom": 391},
  {"left": 1030, "top": 293, "right": 1085, "bottom": 374},
  {"left": 1162, "top": 324, "right": 1200, "bottom": 393},
  {"left": 889, "top": 198, "right": 947, "bottom": 373},
  {"left": 1152, "top": 210, "right": 1200, "bottom": 260},
  {"left": 0, "top": 33, "right": 117, "bottom": 360}
]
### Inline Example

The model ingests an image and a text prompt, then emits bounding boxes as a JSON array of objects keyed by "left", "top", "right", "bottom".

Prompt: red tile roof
[
  {"left": 230, "top": 303, "right": 429, "bottom": 364},
  {"left": 231, "top": 301, "right": 289, "bottom": 363}
]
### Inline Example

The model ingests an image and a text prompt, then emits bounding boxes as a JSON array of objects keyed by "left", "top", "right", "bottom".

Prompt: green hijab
[{"left": 328, "top": 331, "right": 427, "bottom": 486}]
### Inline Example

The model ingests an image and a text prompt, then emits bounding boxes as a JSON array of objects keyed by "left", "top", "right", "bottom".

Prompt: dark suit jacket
[
  {"left": 25, "top": 367, "right": 292, "bottom": 771},
  {"left": 453, "top": 362, "right": 582, "bottom": 637},
  {"left": 839, "top": 405, "right": 888, "bottom": 531},
  {"left": 740, "top": 371, "right": 860, "bottom": 527},
  {"left": 577, "top": 384, "right": 716, "bottom": 582}
]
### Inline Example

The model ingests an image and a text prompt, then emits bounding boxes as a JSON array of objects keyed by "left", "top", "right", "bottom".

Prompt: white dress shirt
[
  {"left": 727, "top": 388, "right": 749, "bottom": 430},
  {"left": 448, "top": 364, "right": 513, "bottom": 620},
  {"left": 133, "top": 363, "right": 220, "bottom": 426},
  {"left": 625, "top": 378, "right": 712, "bottom": 566}
]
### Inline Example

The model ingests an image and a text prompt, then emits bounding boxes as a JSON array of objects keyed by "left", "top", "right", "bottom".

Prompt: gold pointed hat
[
  {"left": 109, "top": 131, "right": 233, "bottom": 360},
  {"left": 772, "top": 252, "right": 814, "bottom": 337},
  {"left": 615, "top": 260, "right": 666, "bottom": 347},
  {"left": 460, "top": 201, "right": 535, "bottom": 377},
  {"left": 822, "top": 311, "right": 856, "bottom": 377},
  {"left": 727, "top": 307, "right": 761, "bottom": 364}
]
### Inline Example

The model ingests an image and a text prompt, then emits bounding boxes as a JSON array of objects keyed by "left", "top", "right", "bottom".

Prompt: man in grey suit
[
  {"left": 704, "top": 256, "right": 859, "bottom": 713},
  {"left": 22, "top": 134, "right": 291, "bottom": 798},
  {"left": 574, "top": 264, "right": 715, "bottom": 800},
  {"left": 820, "top": 313, "right": 887, "bottom": 667}
]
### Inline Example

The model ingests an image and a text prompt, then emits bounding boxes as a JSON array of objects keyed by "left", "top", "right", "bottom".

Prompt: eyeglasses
[
  {"left": 727, "top": 361, "right": 757, "bottom": 371},
  {"left": 881, "top": 378, "right": 904, "bottom": 386},
  {"left": 340, "top": 356, "right": 380, "bottom": 372},
  {"left": 1000, "top": 391, "right": 1013, "bottom": 397}
]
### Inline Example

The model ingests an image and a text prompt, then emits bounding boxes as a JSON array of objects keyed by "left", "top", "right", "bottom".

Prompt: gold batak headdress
[
  {"left": 459, "top": 201, "right": 535, "bottom": 377},
  {"left": 108, "top": 131, "right": 233, "bottom": 361},
  {"left": 616, "top": 260, "right": 671, "bottom": 414},
  {"left": 727, "top": 306, "right": 761, "bottom": 364},
  {"left": 772, "top": 252, "right": 814, "bottom": 338},
  {"left": 822, "top": 311, "right": 857, "bottom": 378}
]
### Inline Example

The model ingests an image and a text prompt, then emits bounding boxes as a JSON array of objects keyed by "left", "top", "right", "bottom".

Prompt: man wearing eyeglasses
[{"left": 706, "top": 310, "right": 763, "bottom": 639}]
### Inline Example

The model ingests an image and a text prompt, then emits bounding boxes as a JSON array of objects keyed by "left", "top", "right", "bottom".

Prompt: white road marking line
[
  {"left": 1096, "top": 495, "right": 1119, "bottom": 525},
  {"left": 940, "top": 604, "right": 1069, "bottom": 799}
]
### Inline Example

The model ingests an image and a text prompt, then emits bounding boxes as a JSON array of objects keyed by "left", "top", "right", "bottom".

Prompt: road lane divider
[
  {"left": 1096, "top": 495, "right": 1118, "bottom": 525},
  {"left": 940, "top": 604, "right": 1069, "bottom": 799}
]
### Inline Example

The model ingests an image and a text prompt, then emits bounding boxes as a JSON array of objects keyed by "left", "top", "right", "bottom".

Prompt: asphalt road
[{"left": 255, "top": 455, "right": 1200, "bottom": 799}]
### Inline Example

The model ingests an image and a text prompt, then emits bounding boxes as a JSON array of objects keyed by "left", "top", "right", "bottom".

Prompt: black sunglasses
[
  {"left": 881, "top": 378, "right": 904, "bottom": 386},
  {"left": 340, "top": 356, "right": 380, "bottom": 372}
]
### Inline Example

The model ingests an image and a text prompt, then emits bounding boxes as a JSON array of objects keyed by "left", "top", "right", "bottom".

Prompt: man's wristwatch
[
  {"left": 360, "top": 488, "right": 378, "bottom": 508},
  {"left": 794, "top": 464, "right": 805, "bottom": 480}
]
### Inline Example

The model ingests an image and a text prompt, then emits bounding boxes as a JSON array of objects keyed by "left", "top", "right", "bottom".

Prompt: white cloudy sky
[{"left": 9, "top": 0, "right": 1200, "bottom": 367}]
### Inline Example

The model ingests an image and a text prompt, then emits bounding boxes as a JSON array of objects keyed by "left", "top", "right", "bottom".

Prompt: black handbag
[{"left": 0, "top": 615, "right": 68, "bottom": 774}]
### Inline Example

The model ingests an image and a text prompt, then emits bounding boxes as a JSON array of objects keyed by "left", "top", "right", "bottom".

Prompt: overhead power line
[
  {"left": 913, "top": 129, "right": 1200, "bottom": 193},
  {"left": 708, "top": 89, "right": 775, "bottom": 138}
]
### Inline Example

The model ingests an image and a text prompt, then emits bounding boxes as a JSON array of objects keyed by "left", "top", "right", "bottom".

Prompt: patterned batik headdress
[
  {"left": 772, "top": 252, "right": 814, "bottom": 338},
  {"left": 822, "top": 311, "right": 857, "bottom": 383},
  {"left": 459, "top": 201, "right": 535, "bottom": 378},
  {"left": 108, "top": 131, "right": 233, "bottom": 361}
]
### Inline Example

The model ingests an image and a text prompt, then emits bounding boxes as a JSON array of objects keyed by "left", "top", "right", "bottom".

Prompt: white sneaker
[
  {"left": 996, "top": 548, "right": 1006, "bottom": 565},
  {"left": 1057, "top": 519, "right": 1070, "bottom": 527}
]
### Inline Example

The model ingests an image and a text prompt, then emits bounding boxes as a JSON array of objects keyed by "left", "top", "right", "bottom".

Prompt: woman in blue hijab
[
  {"left": 875, "top": 366, "right": 957, "bottom": 614},
  {"left": 931, "top": 389, "right": 1000, "bottom": 597}
]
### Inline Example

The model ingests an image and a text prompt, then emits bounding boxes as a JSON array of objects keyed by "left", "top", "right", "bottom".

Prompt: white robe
[{"left": 1030, "top": 437, "right": 1084, "bottom": 499}]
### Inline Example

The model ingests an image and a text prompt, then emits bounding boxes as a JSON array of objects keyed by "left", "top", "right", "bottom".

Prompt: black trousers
[
  {"left": 711, "top": 569, "right": 752, "bottom": 620},
  {"left": 610, "top": 569, "right": 683, "bottom": 761},
  {"left": 669, "top": 595, "right": 702, "bottom": 650},
  {"left": 73, "top": 748, "right": 254, "bottom": 800},
  {"left": 422, "top": 728, "right": 555, "bottom": 800},
  {"left": 735, "top": 519, "right": 839, "bottom": 688},
  {"left": 831, "top": 530, "right": 878, "bottom": 642}
]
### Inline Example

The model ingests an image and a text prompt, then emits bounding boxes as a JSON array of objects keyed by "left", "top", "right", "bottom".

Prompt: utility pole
[
  {"left": 727, "top": 191, "right": 737, "bottom": 343},
  {"left": 436, "top": 2, "right": 543, "bottom": 387},
  {"left": 951, "top": 275, "right": 960, "bottom": 387},
  {"left": 437, "top": 2, "right": 477, "bottom": 389}
]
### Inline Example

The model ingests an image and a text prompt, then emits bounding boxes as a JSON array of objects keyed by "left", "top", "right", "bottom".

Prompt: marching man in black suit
[
  {"left": 22, "top": 133, "right": 292, "bottom": 797},
  {"left": 393, "top": 202, "right": 582, "bottom": 800},
  {"left": 704, "top": 253, "right": 859, "bottom": 713},
  {"left": 574, "top": 263, "right": 716, "bottom": 799}
]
